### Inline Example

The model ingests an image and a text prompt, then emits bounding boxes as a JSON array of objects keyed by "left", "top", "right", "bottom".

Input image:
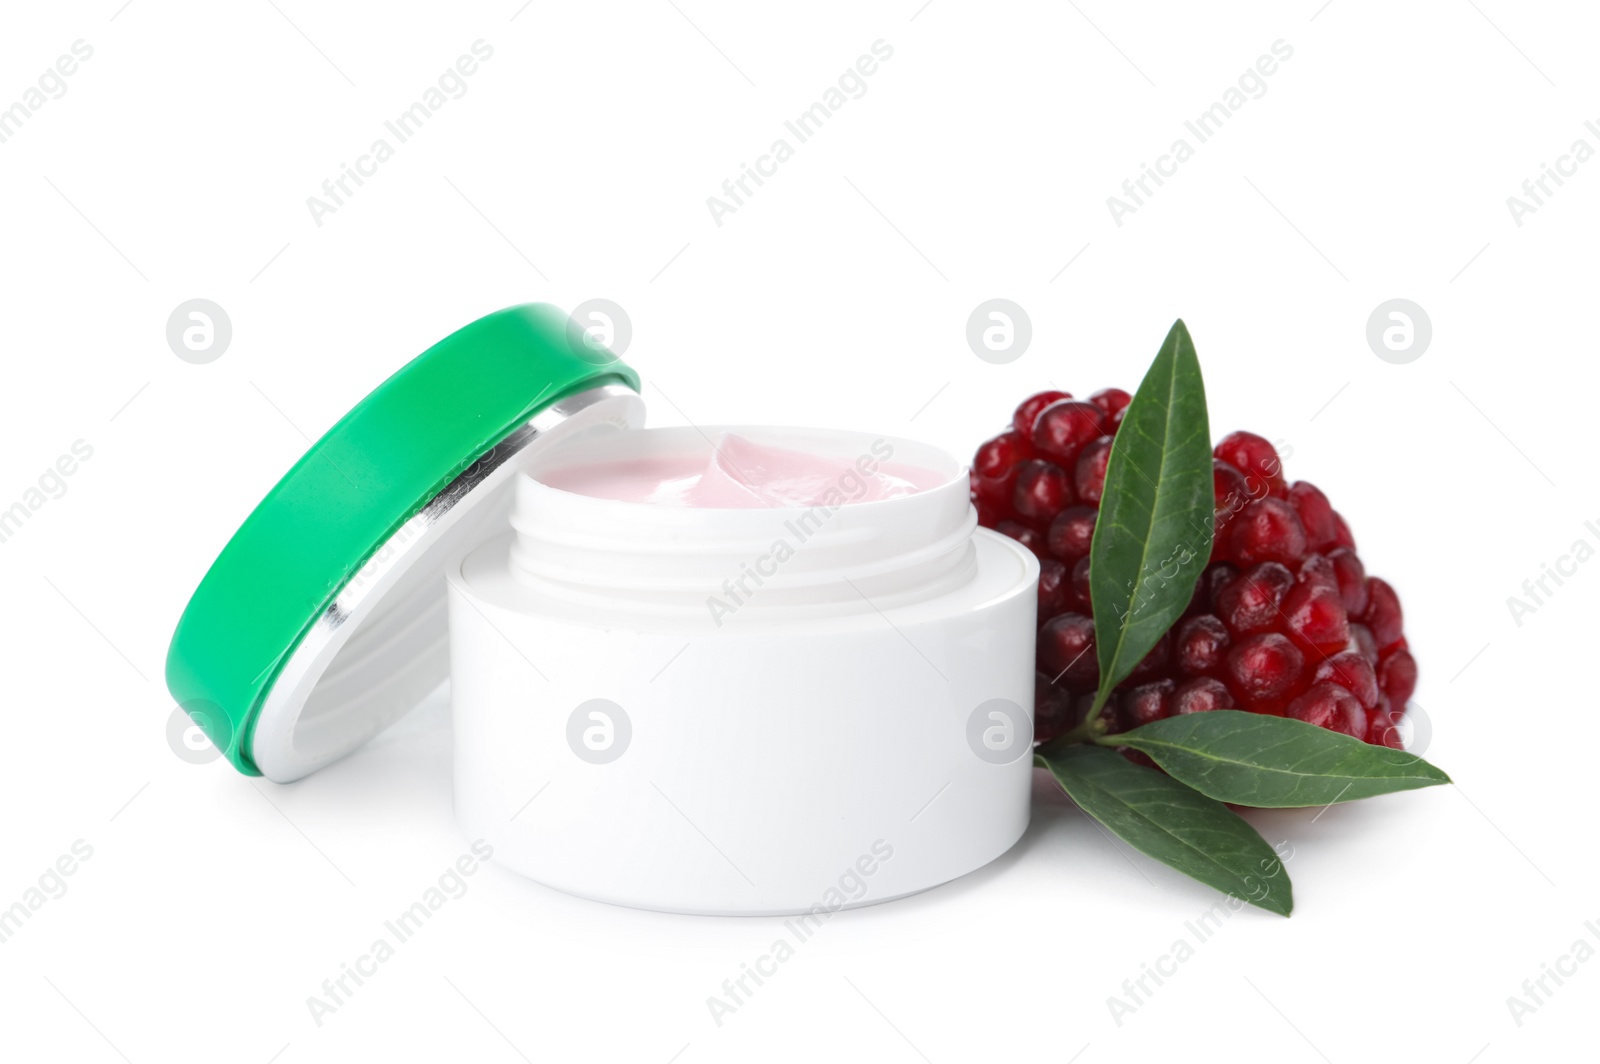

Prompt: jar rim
[{"left": 506, "top": 424, "right": 978, "bottom": 623}]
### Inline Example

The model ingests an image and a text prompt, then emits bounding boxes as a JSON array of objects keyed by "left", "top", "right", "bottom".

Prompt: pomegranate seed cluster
[{"left": 971, "top": 390, "right": 1415, "bottom": 749}]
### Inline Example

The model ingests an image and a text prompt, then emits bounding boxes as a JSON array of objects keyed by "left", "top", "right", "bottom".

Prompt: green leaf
[
  {"left": 1088, "top": 319, "right": 1214, "bottom": 706},
  {"left": 1037, "top": 743, "right": 1293, "bottom": 916},
  {"left": 1109, "top": 710, "right": 1452, "bottom": 808}
]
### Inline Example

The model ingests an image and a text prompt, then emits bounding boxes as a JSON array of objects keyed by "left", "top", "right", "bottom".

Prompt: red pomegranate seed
[
  {"left": 996, "top": 519, "right": 1048, "bottom": 561},
  {"left": 1174, "top": 614, "right": 1230, "bottom": 676},
  {"left": 1216, "top": 562, "right": 1295, "bottom": 635},
  {"left": 1199, "top": 562, "right": 1239, "bottom": 613},
  {"left": 1312, "top": 649, "right": 1379, "bottom": 709},
  {"left": 1214, "top": 431, "right": 1287, "bottom": 498},
  {"left": 1377, "top": 646, "right": 1417, "bottom": 705},
  {"left": 1360, "top": 577, "right": 1405, "bottom": 650},
  {"left": 973, "top": 430, "right": 1032, "bottom": 480},
  {"left": 1287, "top": 682, "right": 1366, "bottom": 738},
  {"left": 1034, "top": 670, "right": 1075, "bottom": 743},
  {"left": 1039, "top": 612, "right": 1099, "bottom": 692},
  {"left": 1073, "top": 436, "right": 1114, "bottom": 504},
  {"left": 1365, "top": 709, "right": 1405, "bottom": 749},
  {"left": 1047, "top": 506, "right": 1097, "bottom": 561},
  {"left": 1212, "top": 460, "right": 1252, "bottom": 543},
  {"left": 1173, "top": 676, "right": 1236, "bottom": 714},
  {"left": 1297, "top": 552, "right": 1339, "bottom": 593},
  {"left": 1289, "top": 481, "right": 1338, "bottom": 552},
  {"left": 1069, "top": 556, "right": 1093, "bottom": 612},
  {"left": 1225, "top": 632, "right": 1306, "bottom": 710},
  {"left": 1331, "top": 511, "right": 1356, "bottom": 550},
  {"left": 1349, "top": 623, "right": 1379, "bottom": 664},
  {"left": 1229, "top": 497, "right": 1309, "bottom": 565},
  {"left": 1328, "top": 548, "right": 1368, "bottom": 615},
  {"left": 972, "top": 430, "right": 1032, "bottom": 511},
  {"left": 1013, "top": 390, "right": 1072, "bottom": 436},
  {"left": 1089, "top": 387, "right": 1132, "bottom": 425},
  {"left": 1280, "top": 581, "right": 1351, "bottom": 656},
  {"left": 1032, "top": 400, "right": 1107, "bottom": 464},
  {"left": 1038, "top": 558, "right": 1070, "bottom": 621},
  {"left": 1120, "top": 679, "right": 1175, "bottom": 729},
  {"left": 1124, "top": 632, "right": 1172, "bottom": 686},
  {"left": 1012, "top": 459, "right": 1073, "bottom": 526}
]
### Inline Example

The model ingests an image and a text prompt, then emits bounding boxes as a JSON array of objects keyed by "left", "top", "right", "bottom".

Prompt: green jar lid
[{"left": 165, "top": 304, "right": 644, "bottom": 779}]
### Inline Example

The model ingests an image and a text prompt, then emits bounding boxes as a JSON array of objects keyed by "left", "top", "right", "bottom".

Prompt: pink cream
[{"left": 538, "top": 432, "right": 946, "bottom": 508}]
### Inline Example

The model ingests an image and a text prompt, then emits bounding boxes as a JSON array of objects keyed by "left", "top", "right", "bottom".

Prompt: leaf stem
[
  {"left": 1072, "top": 689, "right": 1112, "bottom": 739},
  {"left": 1042, "top": 709, "right": 1111, "bottom": 751}
]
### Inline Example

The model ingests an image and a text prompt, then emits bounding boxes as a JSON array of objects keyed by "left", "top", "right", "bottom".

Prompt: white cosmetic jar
[{"left": 447, "top": 425, "right": 1039, "bottom": 915}]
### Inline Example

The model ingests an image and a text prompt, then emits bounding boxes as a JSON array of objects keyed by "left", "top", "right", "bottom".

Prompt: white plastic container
[{"left": 448, "top": 425, "right": 1039, "bottom": 915}]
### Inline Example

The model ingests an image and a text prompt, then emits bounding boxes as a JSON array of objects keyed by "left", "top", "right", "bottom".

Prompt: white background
[{"left": 0, "top": 1, "right": 1594, "bottom": 1061}]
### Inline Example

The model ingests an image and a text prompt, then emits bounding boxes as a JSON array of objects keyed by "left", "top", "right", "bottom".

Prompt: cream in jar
[
  {"left": 447, "top": 425, "right": 1039, "bottom": 915},
  {"left": 538, "top": 432, "right": 945, "bottom": 508}
]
